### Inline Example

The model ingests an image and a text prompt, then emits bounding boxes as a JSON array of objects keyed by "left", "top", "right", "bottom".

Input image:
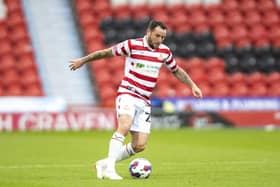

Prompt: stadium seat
[
  {"left": 5, "top": 84, "right": 23, "bottom": 96},
  {"left": 208, "top": 11, "right": 224, "bottom": 29},
  {"left": 244, "top": 10, "right": 262, "bottom": 27},
  {"left": 0, "top": 40, "right": 12, "bottom": 55},
  {"left": 246, "top": 72, "right": 266, "bottom": 86},
  {"left": 78, "top": 11, "right": 96, "bottom": 30},
  {"left": 16, "top": 53, "right": 36, "bottom": 72},
  {"left": 189, "top": 11, "right": 208, "bottom": 32},
  {"left": 266, "top": 72, "right": 280, "bottom": 86},
  {"left": 83, "top": 26, "right": 103, "bottom": 44},
  {"left": 94, "top": 70, "right": 112, "bottom": 88},
  {"left": 269, "top": 83, "right": 280, "bottom": 96},
  {"left": 257, "top": 55, "right": 276, "bottom": 73},
  {"left": 239, "top": 55, "right": 257, "bottom": 73},
  {"left": 262, "top": 11, "right": 279, "bottom": 27},
  {"left": 230, "top": 82, "right": 249, "bottom": 96},
  {"left": 7, "top": 11, "right": 25, "bottom": 28},
  {"left": 112, "top": 5, "right": 130, "bottom": 19},
  {"left": 258, "top": 0, "right": 277, "bottom": 13},
  {"left": 228, "top": 72, "right": 247, "bottom": 86},
  {"left": 86, "top": 40, "right": 104, "bottom": 53},
  {"left": 175, "top": 83, "right": 192, "bottom": 97},
  {"left": 186, "top": 58, "right": 205, "bottom": 70},
  {"left": 205, "top": 57, "right": 225, "bottom": 72},
  {"left": 2, "top": 69, "right": 20, "bottom": 86},
  {"left": 240, "top": 0, "right": 257, "bottom": 12},
  {"left": 211, "top": 82, "right": 230, "bottom": 96},
  {"left": 231, "top": 24, "right": 248, "bottom": 44},
  {"left": 75, "top": 0, "right": 91, "bottom": 14},
  {"left": 268, "top": 24, "right": 280, "bottom": 41},
  {"left": 168, "top": 3, "right": 185, "bottom": 15},
  {"left": 189, "top": 69, "right": 208, "bottom": 85},
  {"left": 224, "top": 11, "right": 243, "bottom": 28},
  {"left": 94, "top": 1, "right": 112, "bottom": 20},
  {"left": 0, "top": 25, "right": 8, "bottom": 40},
  {"left": 208, "top": 69, "right": 227, "bottom": 86},
  {"left": 157, "top": 69, "right": 170, "bottom": 85},
  {"left": 0, "top": 54, "right": 16, "bottom": 72},
  {"left": 24, "top": 84, "right": 43, "bottom": 96},
  {"left": 171, "top": 11, "right": 188, "bottom": 31},
  {"left": 5, "top": 0, "right": 21, "bottom": 12},
  {"left": 224, "top": 55, "right": 240, "bottom": 73},
  {"left": 156, "top": 84, "right": 176, "bottom": 97},
  {"left": 20, "top": 69, "right": 41, "bottom": 86},
  {"left": 13, "top": 40, "right": 33, "bottom": 57},
  {"left": 0, "top": 86, "right": 3, "bottom": 96},
  {"left": 9, "top": 23, "right": 29, "bottom": 41},
  {"left": 249, "top": 24, "right": 268, "bottom": 44},
  {"left": 98, "top": 84, "right": 116, "bottom": 101},
  {"left": 222, "top": 0, "right": 239, "bottom": 13},
  {"left": 249, "top": 82, "right": 268, "bottom": 96},
  {"left": 130, "top": 4, "right": 150, "bottom": 19}
]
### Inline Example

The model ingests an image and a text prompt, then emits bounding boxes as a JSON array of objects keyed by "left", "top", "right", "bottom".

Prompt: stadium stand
[
  {"left": 73, "top": 0, "right": 280, "bottom": 107},
  {"left": 0, "top": 0, "right": 43, "bottom": 96}
]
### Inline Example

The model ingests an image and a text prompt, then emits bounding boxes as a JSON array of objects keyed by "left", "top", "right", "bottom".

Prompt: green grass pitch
[{"left": 0, "top": 129, "right": 280, "bottom": 187}]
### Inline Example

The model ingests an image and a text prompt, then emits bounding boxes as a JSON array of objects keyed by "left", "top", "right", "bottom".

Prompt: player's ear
[{"left": 146, "top": 28, "right": 151, "bottom": 36}]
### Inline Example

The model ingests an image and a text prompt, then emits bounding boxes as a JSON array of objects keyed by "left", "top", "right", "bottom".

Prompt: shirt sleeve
[
  {"left": 164, "top": 52, "right": 178, "bottom": 72},
  {"left": 111, "top": 39, "right": 131, "bottom": 57}
]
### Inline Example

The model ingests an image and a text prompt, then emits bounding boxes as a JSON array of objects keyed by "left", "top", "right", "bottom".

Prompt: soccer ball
[{"left": 129, "top": 158, "right": 152, "bottom": 179}]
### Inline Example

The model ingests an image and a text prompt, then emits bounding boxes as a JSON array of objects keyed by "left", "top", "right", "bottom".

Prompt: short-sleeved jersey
[{"left": 112, "top": 36, "right": 178, "bottom": 104}]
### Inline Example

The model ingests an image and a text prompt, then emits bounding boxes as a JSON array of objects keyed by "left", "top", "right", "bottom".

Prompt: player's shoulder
[
  {"left": 129, "top": 37, "right": 144, "bottom": 44},
  {"left": 159, "top": 43, "right": 170, "bottom": 50},
  {"left": 158, "top": 43, "right": 171, "bottom": 54},
  {"left": 127, "top": 38, "right": 145, "bottom": 48}
]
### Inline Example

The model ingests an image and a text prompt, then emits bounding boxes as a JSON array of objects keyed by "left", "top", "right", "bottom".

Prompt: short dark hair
[{"left": 148, "top": 20, "right": 167, "bottom": 31}]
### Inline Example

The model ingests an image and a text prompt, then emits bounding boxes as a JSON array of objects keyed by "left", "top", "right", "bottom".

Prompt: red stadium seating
[
  {"left": 249, "top": 82, "right": 268, "bottom": 96},
  {"left": 0, "top": 0, "right": 43, "bottom": 96},
  {"left": 211, "top": 82, "right": 230, "bottom": 96},
  {"left": 131, "top": 4, "right": 149, "bottom": 19},
  {"left": 230, "top": 82, "right": 249, "bottom": 96},
  {"left": 73, "top": 0, "right": 280, "bottom": 106},
  {"left": 266, "top": 72, "right": 280, "bottom": 86}
]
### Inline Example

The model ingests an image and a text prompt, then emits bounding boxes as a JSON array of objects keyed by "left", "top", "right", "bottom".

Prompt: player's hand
[
  {"left": 192, "top": 85, "right": 203, "bottom": 98},
  {"left": 69, "top": 59, "right": 84, "bottom": 71}
]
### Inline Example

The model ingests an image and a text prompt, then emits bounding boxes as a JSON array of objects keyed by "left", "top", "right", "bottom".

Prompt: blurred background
[{"left": 0, "top": 0, "right": 279, "bottom": 131}]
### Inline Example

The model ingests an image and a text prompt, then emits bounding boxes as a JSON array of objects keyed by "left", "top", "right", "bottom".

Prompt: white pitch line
[
  {"left": 0, "top": 164, "right": 89, "bottom": 169},
  {"left": 161, "top": 160, "right": 279, "bottom": 166},
  {"left": 0, "top": 163, "right": 126, "bottom": 169}
]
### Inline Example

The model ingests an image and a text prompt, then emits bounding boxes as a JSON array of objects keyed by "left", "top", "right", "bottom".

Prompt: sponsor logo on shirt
[{"left": 132, "top": 62, "right": 161, "bottom": 76}]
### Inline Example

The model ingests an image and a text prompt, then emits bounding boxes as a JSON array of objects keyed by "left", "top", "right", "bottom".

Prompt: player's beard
[{"left": 147, "top": 37, "right": 159, "bottom": 49}]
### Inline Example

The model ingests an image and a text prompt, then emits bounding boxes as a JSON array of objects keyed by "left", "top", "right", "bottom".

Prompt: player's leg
[
  {"left": 96, "top": 95, "right": 135, "bottom": 180},
  {"left": 105, "top": 114, "right": 133, "bottom": 171},
  {"left": 116, "top": 131, "right": 149, "bottom": 162},
  {"left": 130, "top": 131, "right": 149, "bottom": 153},
  {"left": 116, "top": 102, "right": 151, "bottom": 161}
]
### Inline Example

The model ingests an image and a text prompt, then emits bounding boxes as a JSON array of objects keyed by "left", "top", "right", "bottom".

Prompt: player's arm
[
  {"left": 69, "top": 47, "right": 113, "bottom": 71},
  {"left": 173, "top": 66, "right": 203, "bottom": 98}
]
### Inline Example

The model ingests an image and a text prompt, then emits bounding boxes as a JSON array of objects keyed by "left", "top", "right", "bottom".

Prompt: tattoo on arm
[
  {"left": 173, "top": 67, "right": 195, "bottom": 87},
  {"left": 81, "top": 48, "right": 113, "bottom": 63}
]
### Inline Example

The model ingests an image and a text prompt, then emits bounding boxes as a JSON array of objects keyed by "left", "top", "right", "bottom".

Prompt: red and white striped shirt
[{"left": 112, "top": 36, "right": 178, "bottom": 104}]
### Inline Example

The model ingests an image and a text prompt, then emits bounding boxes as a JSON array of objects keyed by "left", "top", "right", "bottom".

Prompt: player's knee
[{"left": 133, "top": 143, "right": 146, "bottom": 153}]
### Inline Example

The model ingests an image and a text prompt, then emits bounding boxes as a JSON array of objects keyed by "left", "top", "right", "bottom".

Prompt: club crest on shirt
[{"left": 157, "top": 53, "right": 168, "bottom": 62}]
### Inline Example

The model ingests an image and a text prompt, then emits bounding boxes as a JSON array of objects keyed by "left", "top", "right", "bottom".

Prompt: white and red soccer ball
[{"left": 129, "top": 158, "right": 152, "bottom": 179}]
